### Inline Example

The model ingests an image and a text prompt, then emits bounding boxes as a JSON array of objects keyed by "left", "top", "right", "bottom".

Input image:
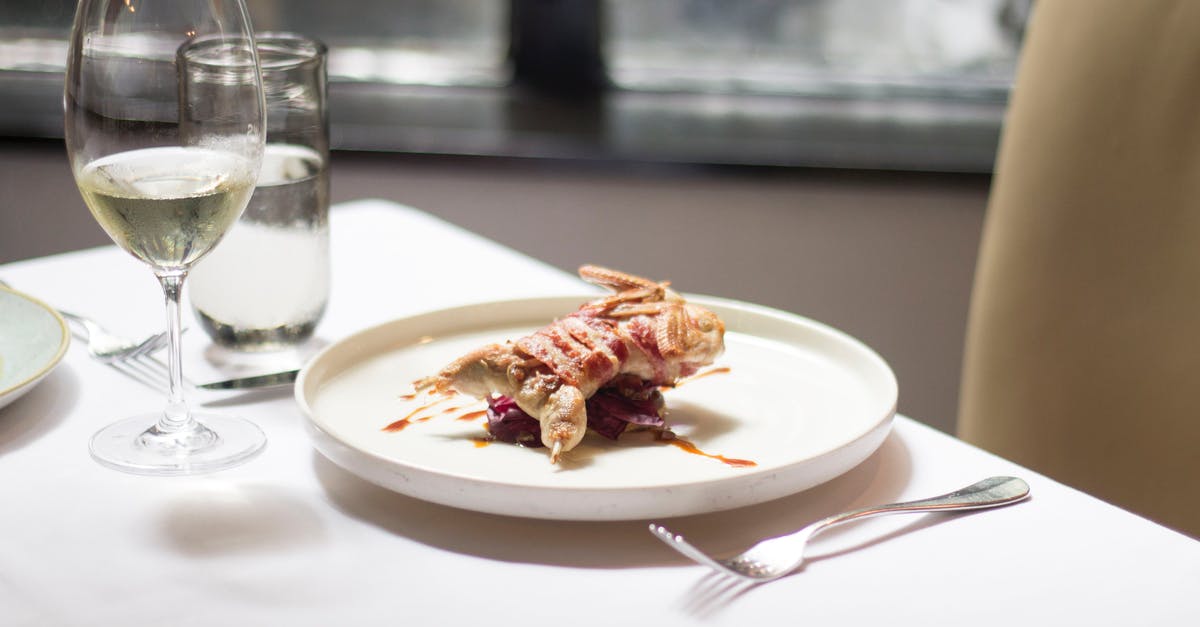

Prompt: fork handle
[
  {"left": 55, "top": 310, "right": 95, "bottom": 340},
  {"left": 811, "top": 476, "right": 1030, "bottom": 535}
]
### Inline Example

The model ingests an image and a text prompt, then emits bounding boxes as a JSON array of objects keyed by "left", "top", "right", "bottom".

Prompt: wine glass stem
[{"left": 155, "top": 271, "right": 192, "bottom": 434}]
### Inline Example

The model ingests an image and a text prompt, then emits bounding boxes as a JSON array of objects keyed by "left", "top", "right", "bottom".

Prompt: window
[{"left": 0, "top": 0, "right": 1030, "bottom": 171}]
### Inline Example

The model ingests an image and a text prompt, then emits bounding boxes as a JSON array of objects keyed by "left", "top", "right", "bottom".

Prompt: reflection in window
[
  {"left": 0, "top": 0, "right": 510, "bottom": 87},
  {"left": 605, "top": 0, "right": 1030, "bottom": 99},
  {"left": 0, "top": 0, "right": 1032, "bottom": 170},
  {"left": 0, "top": 0, "right": 1030, "bottom": 94},
  {"left": 248, "top": 1, "right": 509, "bottom": 86}
]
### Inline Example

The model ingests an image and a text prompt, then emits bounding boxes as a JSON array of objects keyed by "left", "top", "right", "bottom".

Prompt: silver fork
[
  {"left": 649, "top": 476, "right": 1030, "bottom": 582},
  {"left": 0, "top": 279, "right": 193, "bottom": 393},
  {"left": 57, "top": 308, "right": 189, "bottom": 390},
  {"left": 0, "top": 279, "right": 168, "bottom": 362},
  {"left": 57, "top": 310, "right": 169, "bottom": 363},
  {"left": 65, "top": 308, "right": 201, "bottom": 393}
]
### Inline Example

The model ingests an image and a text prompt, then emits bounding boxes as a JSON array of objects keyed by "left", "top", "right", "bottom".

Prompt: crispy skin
[{"left": 413, "top": 266, "right": 725, "bottom": 462}]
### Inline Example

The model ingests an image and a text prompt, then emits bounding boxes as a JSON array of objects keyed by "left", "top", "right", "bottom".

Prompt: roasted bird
[{"left": 414, "top": 265, "right": 725, "bottom": 462}]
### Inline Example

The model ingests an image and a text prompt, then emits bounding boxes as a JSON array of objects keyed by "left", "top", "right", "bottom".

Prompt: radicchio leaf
[
  {"left": 585, "top": 388, "right": 665, "bottom": 440},
  {"left": 485, "top": 383, "right": 666, "bottom": 446},
  {"left": 485, "top": 395, "right": 542, "bottom": 447}
]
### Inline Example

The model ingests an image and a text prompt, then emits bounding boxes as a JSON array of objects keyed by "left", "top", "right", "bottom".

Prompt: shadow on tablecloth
[
  {"left": 0, "top": 364, "right": 80, "bottom": 456},
  {"left": 310, "top": 428, "right": 914, "bottom": 569}
]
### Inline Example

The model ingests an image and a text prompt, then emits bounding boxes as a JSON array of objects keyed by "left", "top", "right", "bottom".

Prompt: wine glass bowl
[{"left": 65, "top": 0, "right": 267, "bottom": 474}]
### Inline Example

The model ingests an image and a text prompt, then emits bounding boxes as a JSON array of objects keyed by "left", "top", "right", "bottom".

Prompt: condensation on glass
[{"left": 189, "top": 34, "right": 332, "bottom": 351}]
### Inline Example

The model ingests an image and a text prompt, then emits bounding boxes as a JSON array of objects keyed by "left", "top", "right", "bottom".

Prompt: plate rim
[
  {"left": 0, "top": 286, "right": 71, "bottom": 407},
  {"left": 296, "top": 294, "right": 897, "bottom": 519}
]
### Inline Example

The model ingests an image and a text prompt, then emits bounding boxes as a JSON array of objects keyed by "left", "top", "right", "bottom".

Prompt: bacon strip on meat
[{"left": 412, "top": 265, "right": 725, "bottom": 463}]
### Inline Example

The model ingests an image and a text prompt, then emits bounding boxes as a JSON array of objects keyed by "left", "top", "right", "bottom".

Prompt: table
[{"left": 1, "top": 199, "right": 1196, "bottom": 626}]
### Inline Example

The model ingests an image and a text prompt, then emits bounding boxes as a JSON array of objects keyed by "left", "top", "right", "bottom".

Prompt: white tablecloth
[{"left": 1, "top": 199, "right": 1196, "bottom": 626}]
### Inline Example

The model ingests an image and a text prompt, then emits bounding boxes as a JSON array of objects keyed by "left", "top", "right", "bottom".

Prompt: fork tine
[
  {"left": 108, "top": 353, "right": 195, "bottom": 392},
  {"left": 121, "top": 354, "right": 169, "bottom": 386},
  {"left": 126, "top": 332, "right": 170, "bottom": 359},
  {"left": 107, "top": 358, "right": 166, "bottom": 391},
  {"left": 649, "top": 525, "right": 733, "bottom": 573},
  {"left": 93, "top": 332, "right": 166, "bottom": 364},
  {"left": 650, "top": 524, "right": 772, "bottom": 581},
  {"left": 135, "top": 353, "right": 195, "bottom": 388}
]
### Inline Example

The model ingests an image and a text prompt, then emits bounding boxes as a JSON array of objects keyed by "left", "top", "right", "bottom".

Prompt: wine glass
[{"left": 65, "top": 0, "right": 267, "bottom": 474}]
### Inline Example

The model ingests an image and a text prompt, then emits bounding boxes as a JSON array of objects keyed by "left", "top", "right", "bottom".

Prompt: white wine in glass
[{"left": 65, "top": 0, "right": 267, "bottom": 474}]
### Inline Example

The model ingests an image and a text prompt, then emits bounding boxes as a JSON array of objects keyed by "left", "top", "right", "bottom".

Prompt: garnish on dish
[{"left": 411, "top": 265, "right": 728, "bottom": 464}]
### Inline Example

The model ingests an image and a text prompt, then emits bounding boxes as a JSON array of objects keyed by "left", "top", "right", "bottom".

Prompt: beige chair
[{"left": 958, "top": 0, "right": 1200, "bottom": 538}]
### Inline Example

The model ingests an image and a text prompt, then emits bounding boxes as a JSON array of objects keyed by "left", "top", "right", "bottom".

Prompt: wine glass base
[{"left": 90, "top": 412, "right": 266, "bottom": 476}]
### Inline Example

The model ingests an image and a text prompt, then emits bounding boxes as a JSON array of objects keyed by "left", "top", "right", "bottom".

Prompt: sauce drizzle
[
  {"left": 691, "top": 365, "right": 731, "bottom": 380},
  {"left": 382, "top": 417, "right": 413, "bottom": 432},
  {"left": 382, "top": 397, "right": 452, "bottom": 432},
  {"left": 668, "top": 437, "right": 756, "bottom": 468},
  {"left": 383, "top": 392, "right": 489, "bottom": 434},
  {"left": 386, "top": 388, "right": 752, "bottom": 466},
  {"left": 457, "top": 409, "right": 488, "bottom": 422}
]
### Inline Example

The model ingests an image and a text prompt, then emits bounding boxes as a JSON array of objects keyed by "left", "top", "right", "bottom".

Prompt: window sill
[{"left": 1, "top": 70, "right": 1004, "bottom": 172}]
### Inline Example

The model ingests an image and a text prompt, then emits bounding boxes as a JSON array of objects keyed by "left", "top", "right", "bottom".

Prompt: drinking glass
[
  {"left": 190, "top": 33, "right": 331, "bottom": 352},
  {"left": 64, "top": 0, "right": 267, "bottom": 474}
]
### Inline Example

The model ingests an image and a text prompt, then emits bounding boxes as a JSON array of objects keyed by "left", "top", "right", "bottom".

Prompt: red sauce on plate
[
  {"left": 382, "top": 417, "right": 413, "bottom": 432},
  {"left": 457, "top": 409, "right": 488, "bottom": 422},
  {"left": 385, "top": 384, "right": 754, "bottom": 467},
  {"left": 667, "top": 437, "right": 756, "bottom": 468},
  {"left": 382, "top": 398, "right": 449, "bottom": 432}
]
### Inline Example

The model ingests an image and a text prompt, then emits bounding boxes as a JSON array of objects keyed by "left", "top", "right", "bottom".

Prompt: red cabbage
[
  {"left": 485, "top": 395, "right": 542, "bottom": 446},
  {"left": 586, "top": 388, "right": 664, "bottom": 439},
  {"left": 485, "top": 385, "right": 666, "bottom": 447}
]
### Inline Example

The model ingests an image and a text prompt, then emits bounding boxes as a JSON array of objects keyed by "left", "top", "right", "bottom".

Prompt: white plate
[
  {"left": 296, "top": 295, "right": 897, "bottom": 520},
  {"left": 0, "top": 287, "right": 70, "bottom": 411}
]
